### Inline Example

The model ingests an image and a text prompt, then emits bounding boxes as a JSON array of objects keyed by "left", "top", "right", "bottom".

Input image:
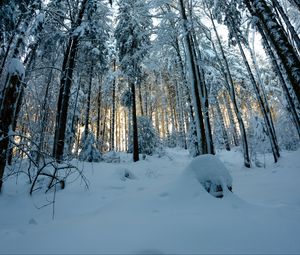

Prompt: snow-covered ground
[{"left": 1, "top": 148, "right": 300, "bottom": 254}]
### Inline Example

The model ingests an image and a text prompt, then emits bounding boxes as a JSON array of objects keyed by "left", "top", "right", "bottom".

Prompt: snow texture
[
  {"left": 0, "top": 148, "right": 300, "bottom": 254},
  {"left": 8, "top": 58, "right": 25, "bottom": 78}
]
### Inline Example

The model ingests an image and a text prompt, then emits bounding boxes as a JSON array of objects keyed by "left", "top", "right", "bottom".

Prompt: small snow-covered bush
[
  {"left": 137, "top": 116, "right": 162, "bottom": 156},
  {"left": 184, "top": 154, "right": 232, "bottom": 198},
  {"left": 120, "top": 90, "right": 133, "bottom": 108},
  {"left": 103, "top": 151, "right": 121, "bottom": 163},
  {"left": 275, "top": 110, "right": 300, "bottom": 151},
  {"left": 79, "top": 131, "right": 102, "bottom": 162}
]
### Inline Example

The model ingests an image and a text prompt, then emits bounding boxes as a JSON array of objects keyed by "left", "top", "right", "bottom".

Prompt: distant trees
[
  {"left": 0, "top": 0, "right": 299, "bottom": 191},
  {"left": 115, "top": 0, "right": 152, "bottom": 162}
]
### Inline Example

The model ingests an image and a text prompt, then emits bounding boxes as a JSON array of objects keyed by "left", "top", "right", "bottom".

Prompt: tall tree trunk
[
  {"left": 191, "top": 32, "right": 215, "bottom": 154},
  {"left": 53, "top": 37, "right": 79, "bottom": 162},
  {"left": 271, "top": 0, "right": 300, "bottom": 52},
  {"left": 96, "top": 77, "right": 102, "bottom": 146},
  {"left": 84, "top": 65, "right": 93, "bottom": 138},
  {"left": 0, "top": 59, "right": 24, "bottom": 192},
  {"left": 0, "top": 14, "right": 23, "bottom": 80},
  {"left": 175, "top": 79, "right": 187, "bottom": 148},
  {"left": 207, "top": 7, "right": 250, "bottom": 167},
  {"left": 111, "top": 60, "right": 116, "bottom": 151},
  {"left": 247, "top": 2, "right": 300, "bottom": 138},
  {"left": 131, "top": 82, "right": 139, "bottom": 162},
  {"left": 246, "top": 0, "right": 300, "bottom": 104},
  {"left": 53, "top": 0, "right": 88, "bottom": 162},
  {"left": 178, "top": 0, "right": 208, "bottom": 154},
  {"left": 36, "top": 68, "right": 53, "bottom": 164},
  {"left": 138, "top": 82, "right": 144, "bottom": 116},
  {"left": 231, "top": 21, "right": 280, "bottom": 163},
  {"left": 248, "top": 30, "right": 279, "bottom": 147}
]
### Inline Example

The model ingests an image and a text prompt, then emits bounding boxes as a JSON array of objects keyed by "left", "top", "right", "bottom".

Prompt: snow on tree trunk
[
  {"left": 247, "top": 2, "right": 300, "bottom": 138},
  {"left": 208, "top": 11, "right": 250, "bottom": 167},
  {"left": 271, "top": 0, "right": 300, "bottom": 52},
  {"left": 0, "top": 58, "right": 25, "bottom": 192},
  {"left": 231, "top": 21, "right": 280, "bottom": 163},
  {"left": 178, "top": 0, "right": 208, "bottom": 154},
  {"left": 246, "top": 0, "right": 300, "bottom": 104},
  {"left": 53, "top": 0, "right": 88, "bottom": 162}
]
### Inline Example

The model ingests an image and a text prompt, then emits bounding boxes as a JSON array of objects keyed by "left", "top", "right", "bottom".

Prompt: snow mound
[
  {"left": 103, "top": 151, "right": 121, "bottom": 163},
  {"left": 8, "top": 58, "right": 25, "bottom": 78},
  {"left": 116, "top": 168, "right": 136, "bottom": 181},
  {"left": 184, "top": 154, "right": 233, "bottom": 198}
]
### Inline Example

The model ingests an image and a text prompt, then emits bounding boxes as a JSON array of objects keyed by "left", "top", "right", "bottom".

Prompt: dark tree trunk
[
  {"left": 271, "top": 0, "right": 300, "bottom": 52},
  {"left": 207, "top": 7, "right": 250, "bottom": 167},
  {"left": 231, "top": 21, "right": 280, "bottom": 163},
  {"left": 36, "top": 68, "right": 53, "bottom": 164},
  {"left": 246, "top": 0, "right": 300, "bottom": 104},
  {"left": 96, "top": 78, "right": 102, "bottom": 147},
  {"left": 191, "top": 32, "right": 215, "bottom": 154},
  {"left": 0, "top": 67, "right": 24, "bottom": 192},
  {"left": 179, "top": 0, "right": 208, "bottom": 154},
  {"left": 7, "top": 43, "right": 38, "bottom": 165},
  {"left": 131, "top": 82, "right": 139, "bottom": 162},
  {"left": 0, "top": 15, "right": 23, "bottom": 79},
  {"left": 84, "top": 65, "right": 93, "bottom": 138},
  {"left": 111, "top": 60, "right": 116, "bottom": 151},
  {"left": 53, "top": 37, "right": 79, "bottom": 162},
  {"left": 138, "top": 82, "right": 144, "bottom": 116},
  {"left": 53, "top": 0, "right": 88, "bottom": 162},
  {"left": 247, "top": 1, "right": 300, "bottom": 138}
]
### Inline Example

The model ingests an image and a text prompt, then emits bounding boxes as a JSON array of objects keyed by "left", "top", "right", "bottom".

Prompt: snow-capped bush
[
  {"left": 136, "top": 116, "right": 161, "bottom": 156},
  {"left": 120, "top": 90, "right": 133, "bottom": 108},
  {"left": 79, "top": 131, "right": 102, "bottom": 162},
  {"left": 248, "top": 115, "right": 269, "bottom": 166},
  {"left": 184, "top": 154, "right": 233, "bottom": 198},
  {"left": 103, "top": 151, "right": 121, "bottom": 163}
]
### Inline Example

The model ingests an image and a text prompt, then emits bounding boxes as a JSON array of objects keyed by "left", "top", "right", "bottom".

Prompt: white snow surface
[
  {"left": 8, "top": 58, "right": 25, "bottom": 78},
  {"left": 0, "top": 148, "right": 300, "bottom": 254}
]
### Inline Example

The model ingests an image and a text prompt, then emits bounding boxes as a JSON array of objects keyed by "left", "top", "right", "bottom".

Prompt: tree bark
[
  {"left": 247, "top": 1, "right": 300, "bottom": 138},
  {"left": 53, "top": 0, "right": 88, "bottom": 162},
  {"left": 111, "top": 60, "right": 116, "bottom": 151},
  {"left": 246, "top": 0, "right": 300, "bottom": 104},
  {"left": 178, "top": 0, "right": 208, "bottom": 154},
  {"left": 84, "top": 64, "right": 93, "bottom": 138},
  {"left": 231, "top": 21, "right": 280, "bottom": 163},
  {"left": 0, "top": 66, "right": 24, "bottom": 192},
  {"left": 271, "top": 0, "right": 300, "bottom": 52},
  {"left": 207, "top": 7, "right": 250, "bottom": 167},
  {"left": 131, "top": 82, "right": 139, "bottom": 162}
]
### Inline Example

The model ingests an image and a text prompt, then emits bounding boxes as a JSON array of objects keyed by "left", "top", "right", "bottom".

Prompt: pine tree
[{"left": 115, "top": 0, "right": 152, "bottom": 162}]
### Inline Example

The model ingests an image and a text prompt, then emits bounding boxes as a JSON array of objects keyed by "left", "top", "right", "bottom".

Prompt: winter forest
[{"left": 0, "top": 0, "right": 300, "bottom": 253}]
